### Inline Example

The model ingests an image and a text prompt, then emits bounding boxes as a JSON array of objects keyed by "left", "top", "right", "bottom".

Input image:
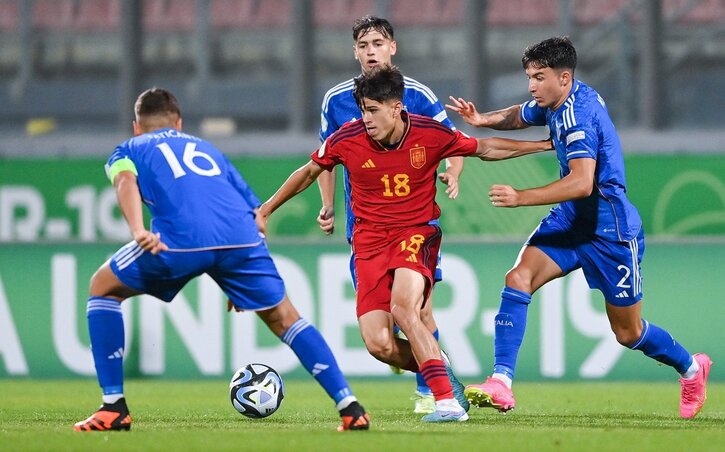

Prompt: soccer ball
[{"left": 229, "top": 363, "right": 285, "bottom": 419}]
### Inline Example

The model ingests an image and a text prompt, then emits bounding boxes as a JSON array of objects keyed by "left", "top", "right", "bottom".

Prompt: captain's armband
[{"left": 105, "top": 157, "right": 138, "bottom": 184}]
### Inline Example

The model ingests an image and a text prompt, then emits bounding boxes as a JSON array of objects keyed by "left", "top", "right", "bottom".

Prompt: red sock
[{"left": 419, "top": 359, "right": 453, "bottom": 401}]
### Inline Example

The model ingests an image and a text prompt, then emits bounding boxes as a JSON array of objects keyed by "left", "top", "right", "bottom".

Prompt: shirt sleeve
[
  {"left": 225, "top": 157, "right": 261, "bottom": 209},
  {"left": 310, "top": 137, "right": 342, "bottom": 171},
  {"left": 563, "top": 119, "right": 598, "bottom": 161},
  {"left": 520, "top": 99, "right": 547, "bottom": 126},
  {"left": 104, "top": 142, "right": 137, "bottom": 184},
  {"left": 439, "top": 131, "right": 479, "bottom": 160}
]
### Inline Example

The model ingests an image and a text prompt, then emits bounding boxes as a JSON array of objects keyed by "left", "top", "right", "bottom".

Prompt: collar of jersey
[{"left": 371, "top": 111, "right": 411, "bottom": 152}]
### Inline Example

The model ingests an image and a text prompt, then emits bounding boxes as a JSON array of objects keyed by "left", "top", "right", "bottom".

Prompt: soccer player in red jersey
[{"left": 257, "top": 66, "right": 551, "bottom": 423}]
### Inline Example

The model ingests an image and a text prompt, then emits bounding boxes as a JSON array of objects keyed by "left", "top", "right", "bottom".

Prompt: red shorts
[{"left": 351, "top": 223, "right": 442, "bottom": 318}]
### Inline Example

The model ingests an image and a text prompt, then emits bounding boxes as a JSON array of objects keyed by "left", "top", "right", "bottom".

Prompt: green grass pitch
[{"left": 1, "top": 379, "right": 723, "bottom": 451}]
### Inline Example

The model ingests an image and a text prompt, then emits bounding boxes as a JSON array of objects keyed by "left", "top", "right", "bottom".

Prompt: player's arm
[
  {"left": 113, "top": 171, "right": 168, "bottom": 254},
  {"left": 474, "top": 136, "right": 553, "bottom": 161},
  {"left": 316, "top": 168, "right": 336, "bottom": 235},
  {"left": 438, "top": 157, "right": 464, "bottom": 199},
  {"left": 446, "top": 98, "right": 528, "bottom": 130},
  {"left": 316, "top": 100, "right": 339, "bottom": 235},
  {"left": 257, "top": 160, "right": 326, "bottom": 233},
  {"left": 489, "top": 157, "right": 595, "bottom": 208}
]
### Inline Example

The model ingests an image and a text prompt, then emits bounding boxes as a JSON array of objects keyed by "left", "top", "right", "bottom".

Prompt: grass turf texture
[{"left": 1, "top": 379, "right": 723, "bottom": 451}]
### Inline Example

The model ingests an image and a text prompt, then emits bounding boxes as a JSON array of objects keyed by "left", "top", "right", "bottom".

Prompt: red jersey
[{"left": 311, "top": 112, "right": 478, "bottom": 228}]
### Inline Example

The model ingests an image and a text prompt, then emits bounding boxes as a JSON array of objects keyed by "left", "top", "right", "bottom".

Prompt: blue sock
[
  {"left": 629, "top": 319, "right": 693, "bottom": 374},
  {"left": 87, "top": 297, "right": 125, "bottom": 396},
  {"left": 416, "top": 329, "right": 439, "bottom": 394},
  {"left": 492, "top": 287, "right": 531, "bottom": 381},
  {"left": 280, "top": 318, "right": 353, "bottom": 405}
]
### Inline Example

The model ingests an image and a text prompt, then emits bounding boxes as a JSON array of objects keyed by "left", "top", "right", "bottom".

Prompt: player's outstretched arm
[
  {"left": 446, "top": 97, "right": 527, "bottom": 130},
  {"left": 316, "top": 168, "right": 336, "bottom": 235},
  {"left": 474, "top": 137, "right": 553, "bottom": 161},
  {"left": 259, "top": 160, "right": 325, "bottom": 223},
  {"left": 489, "top": 157, "right": 595, "bottom": 208},
  {"left": 114, "top": 171, "right": 168, "bottom": 254}
]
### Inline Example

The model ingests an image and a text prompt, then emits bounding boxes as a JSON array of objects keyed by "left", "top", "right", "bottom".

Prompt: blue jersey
[
  {"left": 320, "top": 76, "right": 455, "bottom": 241},
  {"left": 520, "top": 80, "right": 642, "bottom": 242},
  {"left": 106, "top": 128, "right": 262, "bottom": 250}
]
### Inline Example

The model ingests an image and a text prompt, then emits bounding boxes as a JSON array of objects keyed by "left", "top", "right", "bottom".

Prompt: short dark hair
[
  {"left": 134, "top": 87, "right": 181, "bottom": 119},
  {"left": 352, "top": 66, "right": 405, "bottom": 110},
  {"left": 352, "top": 15, "right": 394, "bottom": 41},
  {"left": 522, "top": 36, "right": 577, "bottom": 73},
  {"left": 353, "top": 65, "right": 404, "bottom": 108}
]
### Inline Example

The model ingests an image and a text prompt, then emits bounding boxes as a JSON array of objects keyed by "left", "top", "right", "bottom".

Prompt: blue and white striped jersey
[
  {"left": 520, "top": 80, "right": 642, "bottom": 241},
  {"left": 320, "top": 76, "right": 455, "bottom": 241},
  {"left": 107, "top": 128, "right": 262, "bottom": 250}
]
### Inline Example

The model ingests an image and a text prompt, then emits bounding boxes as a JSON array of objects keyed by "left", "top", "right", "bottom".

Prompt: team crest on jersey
[{"left": 409, "top": 146, "right": 426, "bottom": 169}]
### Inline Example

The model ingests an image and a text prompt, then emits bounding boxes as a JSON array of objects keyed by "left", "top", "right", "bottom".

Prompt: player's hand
[
  {"left": 317, "top": 205, "right": 335, "bottom": 235},
  {"left": 489, "top": 184, "right": 521, "bottom": 208},
  {"left": 133, "top": 230, "right": 168, "bottom": 255},
  {"left": 438, "top": 172, "right": 460, "bottom": 199},
  {"left": 227, "top": 299, "right": 243, "bottom": 313},
  {"left": 255, "top": 205, "right": 269, "bottom": 236},
  {"left": 446, "top": 96, "right": 484, "bottom": 127}
]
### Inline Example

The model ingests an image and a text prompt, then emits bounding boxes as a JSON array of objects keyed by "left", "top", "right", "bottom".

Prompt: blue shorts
[
  {"left": 527, "top": 213, "right": 644, "bottom": 306},
  {"left": 110, "top": 241, "right": 285, "bottom": 310}
]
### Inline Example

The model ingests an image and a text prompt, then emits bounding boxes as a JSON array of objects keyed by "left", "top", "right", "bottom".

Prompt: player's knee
[
  {"left": 504, "top": 267, "right": 533, "bottom": 293},
  {"left": 259, "top": 298, "right": 300, "bottom": 337},
  {"left": 362, "top": 333, "right": 395, "bottom": 363},
  {"left": 88, "top": 267, "right": 107, "bottom": 296},
  {"left": 611, "top": 323, "right": 643, "bottom": 347}
]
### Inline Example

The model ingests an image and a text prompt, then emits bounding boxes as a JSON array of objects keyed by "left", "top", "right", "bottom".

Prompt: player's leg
[
  {"left": 74, "top": 262, "right": 140, "bottom": 432},
  {"left": 408, "top": 259, "right": 442, "bottom": 414},
  {"left": 75, "top": 243, "right": 193, "bottom": 431},
  {"left": 390, "top": 268, "right": 468, "bottom": 422},
  {"left": 466, "top": 243, "right": 566, "bottom": 413},
  {"left": 257, "top": 296, "right": 368, "bottom": 430},
  {"left": 591, "top": 232, "right": 712, "bottom": 418},
  {"left": 606, "top": 302, "right": 711, "bottom": 418},
  {"left": 219, "top": 244, "right": 369, "bottom": 431}
]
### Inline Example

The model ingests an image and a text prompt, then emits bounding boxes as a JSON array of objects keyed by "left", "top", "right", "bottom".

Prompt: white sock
[
  {"left": 681, "top": 356, "right": 700, "bottom": 379},
  {"left": 492, "top": 373, "right": 513, "bottom": 389},
  {"left": 336, "top": 395, "right": 357, "bottom": 411},
  {"left": 102, "top": 393, "right": 124, "bottom": 404}
]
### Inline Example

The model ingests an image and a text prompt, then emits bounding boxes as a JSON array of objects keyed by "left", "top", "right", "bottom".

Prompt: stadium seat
[
  {"left": 0, "top": 0, "right": 18, "bottom": 33},
  {"left": 390, "top": 0, "right": 464, "bottom": 26},
  {"left": 313, "top": 0, "right": 376, "bottom": 28},
  {"left": 210, "top": 0, "right": 290, "bottom": 29},
  {"left": 211, "top": 0, "right": 256, "bottom": 29},
  {"left": 144, "top": 0, "right": 196, "bottom": 32},
  {"left": 574, "top": 0, "right": 628, "bottom": 25},
  {"left": 487, "top": 0, "right": 557, "bottom": 26},
  {"left": 32, "top": 0, "right": 76, "bottom": 31},
  {"left": 255, "top": 0, "right": 291, "bottom": 27},
  {"left": 670, "top": 0, "right": 725, "bottom": 23},
  {"left": 75, "top": 0, "right": 121, "bottom": 31}
]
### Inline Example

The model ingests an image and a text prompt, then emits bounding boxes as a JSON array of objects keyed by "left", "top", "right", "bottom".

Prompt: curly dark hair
[{"left": 353, "top": 65, "right": 404, "bottom": 109}]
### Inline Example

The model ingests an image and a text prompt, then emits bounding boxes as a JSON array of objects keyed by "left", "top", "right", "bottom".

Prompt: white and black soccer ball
[{"left": 229, "top": 363, "right": 285, "bottom": 419}]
